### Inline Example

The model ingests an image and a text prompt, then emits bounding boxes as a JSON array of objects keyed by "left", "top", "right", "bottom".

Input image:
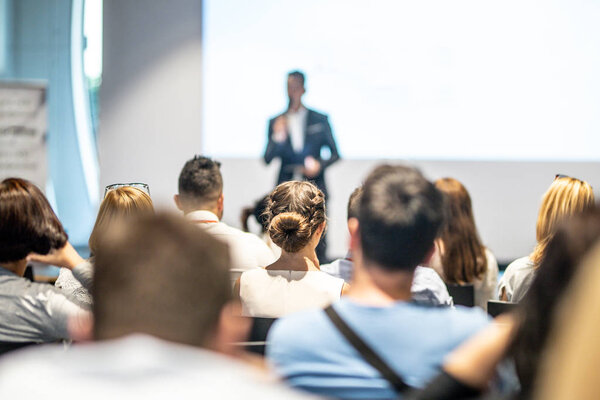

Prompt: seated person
[
  {"left": 175, "top": 156, "right": 276, "bottom": 284},
  {"left": 0, "top": 213, "right": 314, "bottom": 399},
  {"left": 55, "top": 184, "right": 154, "bottom": 308},
  {"left": 235, "top": 181, "right": 349, "bottom": 317},
  {"left": 266, "top": 165, "right": 489, "bottom": 399},
  {"left": 321, "top": 185, "right": 452, "bottom": 306},
  {"left": 430, "top": 178, "right": 499, "bottom": 310},
  {"left": 0, "top": 178, "right": 89, "bottom": 347},
  {"left": 498, "top": 175, "right": 594, "bottom": 302}
]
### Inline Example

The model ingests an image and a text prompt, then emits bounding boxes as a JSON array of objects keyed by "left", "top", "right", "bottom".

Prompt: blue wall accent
[{"left": 4, "top": 0, "right": 97, "bottom": 245}]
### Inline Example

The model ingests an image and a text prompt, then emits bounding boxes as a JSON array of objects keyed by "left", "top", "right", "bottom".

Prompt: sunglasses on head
[{"left": 104, "top": 182, "right": 150, "bottom": 198}]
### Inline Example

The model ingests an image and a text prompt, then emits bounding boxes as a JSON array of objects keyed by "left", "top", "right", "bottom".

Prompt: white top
[
  {"left": 0, "top": 334, "right": 315, "bottom": 399},
  {"left": 497, "top": 256, "right": 536, "bottom": 302},
  {"left": 186, "top": 210, "right": 277, "bottom": 285},
  {"left": 286, "top": 106, "right": 308, "bottom": 152},
  {"left": 473, "top": 249, "right": 499, "bottom": 309},
  {"left": 320, "top": 252, "right": 353, "bottom": 283},
  {"left": 240, "top": 268, "right": 344, "bottom": 317},
  {"left": 411, "top": 266, "right": 454, "bottom": 307}
]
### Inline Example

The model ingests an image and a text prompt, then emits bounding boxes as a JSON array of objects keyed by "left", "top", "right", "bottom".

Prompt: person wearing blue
[{"left": 266, "top": 164, "right": 490, "bottom": 399}]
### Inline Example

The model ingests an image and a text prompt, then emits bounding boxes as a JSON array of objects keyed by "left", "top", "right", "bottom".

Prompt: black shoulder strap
[{"left": 324, "top": 305, "right": 411, "bottom": 394}]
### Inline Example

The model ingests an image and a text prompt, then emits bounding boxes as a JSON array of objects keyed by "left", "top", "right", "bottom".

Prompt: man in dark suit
[
  {"left": 263, "top": 71, "right": 340, "bottom": 199},
  {"left": 263, "top": 71, "right": 340, "bottom": 261}
]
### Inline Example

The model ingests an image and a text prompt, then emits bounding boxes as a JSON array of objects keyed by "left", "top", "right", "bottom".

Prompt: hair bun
[{"left": 269, "top": 212, "right": 311, "bottom": 252}]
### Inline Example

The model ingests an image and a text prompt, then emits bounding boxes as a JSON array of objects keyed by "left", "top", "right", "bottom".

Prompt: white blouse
[{"left": 240, "top": 269, "right": 344, "bottom": 317}]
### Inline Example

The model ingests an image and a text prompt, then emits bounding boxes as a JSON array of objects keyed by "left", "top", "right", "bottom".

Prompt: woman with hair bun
[{"left": 235, "top": 181, "right": 349, "bottom": 317}]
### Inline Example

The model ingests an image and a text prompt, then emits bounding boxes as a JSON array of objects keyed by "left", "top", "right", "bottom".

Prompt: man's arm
[
  {"left": 264, "top": 116, "right": 296, "bottom": 165},
  {"left": 319, "top": 116, "right": 340, "bottom": 170}
]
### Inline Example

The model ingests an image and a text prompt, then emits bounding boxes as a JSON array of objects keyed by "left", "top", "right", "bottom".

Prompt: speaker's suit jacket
[{"left": 263, "top": 109, "right": 340, "bottom": 198}]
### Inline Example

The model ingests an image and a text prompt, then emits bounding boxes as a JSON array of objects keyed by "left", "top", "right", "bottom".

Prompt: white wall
[
  {"left": 100, "top": 0, "right": 600, "bottom": 263},
  {"left": 99, "top": 0, "right": 203, "bottom": 205},
  {"left": 219, "top": 158, "right": 600, "bottom": 263}
]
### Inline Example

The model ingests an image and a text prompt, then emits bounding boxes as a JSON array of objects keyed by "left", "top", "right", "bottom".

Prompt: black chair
[
  {"left": 487, "top": 300, "right": 518, "bottom": 318},
  {"left": 447, "top": 283, "right": 475, "bottom": 307},
  {"left": 0, "top": 341, "right": 36, "bottom": 357},
  {"left": 244, "top": 317, "right": 277, "bottom": 356}
]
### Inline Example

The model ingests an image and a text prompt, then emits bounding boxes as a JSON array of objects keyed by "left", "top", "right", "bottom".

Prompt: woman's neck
[
  {"left": 0, "top": 259, "right": 28, "bottom": 276},
  {"left": 267, "top": 246, "right": 320, "bottom": 271}
]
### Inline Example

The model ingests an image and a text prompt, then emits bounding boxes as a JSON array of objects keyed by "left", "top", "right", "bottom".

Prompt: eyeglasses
[{"left": 104, "top": 183, "right": 150, "bottom": 198}]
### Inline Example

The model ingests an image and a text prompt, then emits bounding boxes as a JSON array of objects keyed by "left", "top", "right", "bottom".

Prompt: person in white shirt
[
  {"left": 235, "top": 181, "right": 349, "bottom": 317},
  {"left": 0, "top": 213, "right": 315, "bottom": 400},
  {"left": 174, "top": 156, "right": 276, "bottom": 284}
]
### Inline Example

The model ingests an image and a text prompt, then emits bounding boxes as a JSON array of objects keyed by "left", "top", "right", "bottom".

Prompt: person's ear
[
  {"left": 217, "top": 193, "right": 225, "bottom": 218},
  {"left": 348, "top": 217, "right": 361, "bottom": 253},
  {"left": 174, "top": 194, "right": 183, "bottom": 211},
  {"left": 68, "top": 312, "right": 93, "bottom": 342},
  {"left": 213, "top": 301, "right": 251, "bottom": 356}
]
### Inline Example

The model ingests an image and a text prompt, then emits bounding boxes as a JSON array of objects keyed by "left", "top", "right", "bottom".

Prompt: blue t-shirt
[{"left": 266, "top": 298, "right": 490, "bottom": 399}]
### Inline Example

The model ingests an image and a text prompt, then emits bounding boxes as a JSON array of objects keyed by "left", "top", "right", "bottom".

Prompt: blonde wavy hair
[
  {"left": 531, "top": 176, "right": 594, "bottom": 266},
  {"left": 88, "top": 187, "right": 154, "bottom": 255}
]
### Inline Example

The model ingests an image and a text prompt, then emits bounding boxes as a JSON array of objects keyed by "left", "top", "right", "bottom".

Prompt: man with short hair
[
  {"left": 267, "top": 165, "right": 489, "bottom": 399},
  {"left": 175, "top": 156, "right": 276, "bottom": 283},
  {"left": 0, "top": 214, "right": 314, "bottom": 399}
]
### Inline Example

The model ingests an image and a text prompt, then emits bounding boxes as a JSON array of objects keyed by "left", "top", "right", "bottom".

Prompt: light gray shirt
[{"left": 0, "top": 262, "right": 92, "bottom": 342}]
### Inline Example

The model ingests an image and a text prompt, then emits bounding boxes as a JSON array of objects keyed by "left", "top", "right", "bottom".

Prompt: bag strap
[{"left": 324, "top": 305, "right": 411, "bottom": 394}]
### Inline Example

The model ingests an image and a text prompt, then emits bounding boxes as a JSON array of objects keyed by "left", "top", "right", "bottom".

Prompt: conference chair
[
  {"left": 487, "top": 300, "right": 518, "bottom": 318},
  {"left": 447, "top": 283, "right": 475, "bottom": 307}
]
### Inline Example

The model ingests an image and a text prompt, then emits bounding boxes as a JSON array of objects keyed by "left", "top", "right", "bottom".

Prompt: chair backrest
[
  {"left": 446, "top": 283, "right": 475, "bottom": 307},
  {"left": 487, "top": 300, "right": 518, "bottom": 318},
  {"left": 239, "top": 317, "right": 277, "bottom": 356},
  {"left": 0, "top": 341, "right": 36, "bottom": 357}
]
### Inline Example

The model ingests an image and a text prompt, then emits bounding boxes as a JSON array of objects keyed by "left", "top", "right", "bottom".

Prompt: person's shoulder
[
  {"left": 306, "top": 108, "right": 329, "bottom": 120},
  {"left": 267, "top": 307, "right": 331, "bottom": 350},
  {"left": 269, "top": 111, "right": 287, "bottom": 123}
]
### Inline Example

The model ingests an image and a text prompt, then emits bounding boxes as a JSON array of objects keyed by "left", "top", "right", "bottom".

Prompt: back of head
[
  {"left": 0, "top": 178, "right": 68, "bottom": 263},
  {"left": 178, "top": 156, "right": 223, "bottom": 209},
  {"left": 92, "top": 212, "right": 231, "bottom": 348},
  {"left": 359, "top": 165, "right": 444, "bottom": 271},
  {"left": 265, "top": 181, "right": 326, "bottom": 253},
  {"left": 512, "top": 205, "right": 600, "bottom": 395},
  {"left": 435, "top": 177, "right": 487, "bottom": 283},
  {"left": 88, "top": 187, "right": 154, "bottom": 254},
  {"left": 532, "top": 176, "right": 595, "bottom": 265},
  {"left": 347, "top": 186, "right": 363, "bottom": 221}
]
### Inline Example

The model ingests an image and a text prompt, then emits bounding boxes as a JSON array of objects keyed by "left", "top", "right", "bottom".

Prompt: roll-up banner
[{"left": 0, "top": 81, "right": 48, "bottom": 190}]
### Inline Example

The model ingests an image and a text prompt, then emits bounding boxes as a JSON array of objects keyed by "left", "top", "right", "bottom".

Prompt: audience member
[
  {"left": 236, "top": 181, "right": 348, "bottom": 317},
  {"left": 534, "top": 239, "right": 600, "bottom": 400},
  {"left": 240, "top": 195, "right": 281, "bottom": 257},
  {"left": 431, "top": 178, "right": 498, "bottom": 310},
  {"left": 498, "top": 175, "right": 594, "bottom": 302},
  {"left": 175, "top": 156, "right": 276, "bottom": 284},
  {"left": 321, "top": 185, "right": 453, "bottom": 307},
  {"left": 320, "top": 186, "right": 362, "bottom": 283},
  {"left": 0, "top": 178, "right": 89, "bottom": 349},
  {"left": 0, "top": 213, "right": 314, "bottom": 398},
  {"left": 406, "top": 206, "right": 600, "bottom": 400},
  {"left": 55, "top": 185, "right": 154, "bottom": 308},
  {"left": 266, "top": 165, "right": 489, "bottom": 399}
]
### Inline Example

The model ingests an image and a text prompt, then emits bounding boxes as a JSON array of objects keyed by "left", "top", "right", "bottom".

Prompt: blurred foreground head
[{"left": 92, "top": 213, "right": 233, "bottom": 348}]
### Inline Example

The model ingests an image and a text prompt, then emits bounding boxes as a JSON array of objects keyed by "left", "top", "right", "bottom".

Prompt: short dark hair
[
  {"left": 359, "top": 165, "right": 443, "bottom": 271},
  {"left": 93, "top": 212, "right": 232, "bottom": 348},
  {"left": 347, "top": 186, "right": 363, "bottom": 220},
  {"left": 288, "top": 70, "right": 305, "bottom": 87},
  {"left": 0, "top": 178, "right": 68, "bottom": 263},
  {"left": 178, "top": 156, "right": 223, "bottom": 207}
]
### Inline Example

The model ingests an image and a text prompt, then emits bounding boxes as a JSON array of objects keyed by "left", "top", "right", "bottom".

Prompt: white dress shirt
[
  {"left": 286, "top": 106, "right": 308, "bottom": 152},
  {"left": 186, "top": 210, "right": 277, "bottom": 284}
]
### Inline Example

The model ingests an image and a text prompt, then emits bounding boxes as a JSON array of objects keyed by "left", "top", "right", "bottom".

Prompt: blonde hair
[
  {"left": 88, "top": 187, "right": 154, "bottom": 254},
  {"left": 531, "top": 177, "right": 594, "bottom": 266},
  {"left": 534, "top": 240, "right": 600, "bottom": 400}
]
